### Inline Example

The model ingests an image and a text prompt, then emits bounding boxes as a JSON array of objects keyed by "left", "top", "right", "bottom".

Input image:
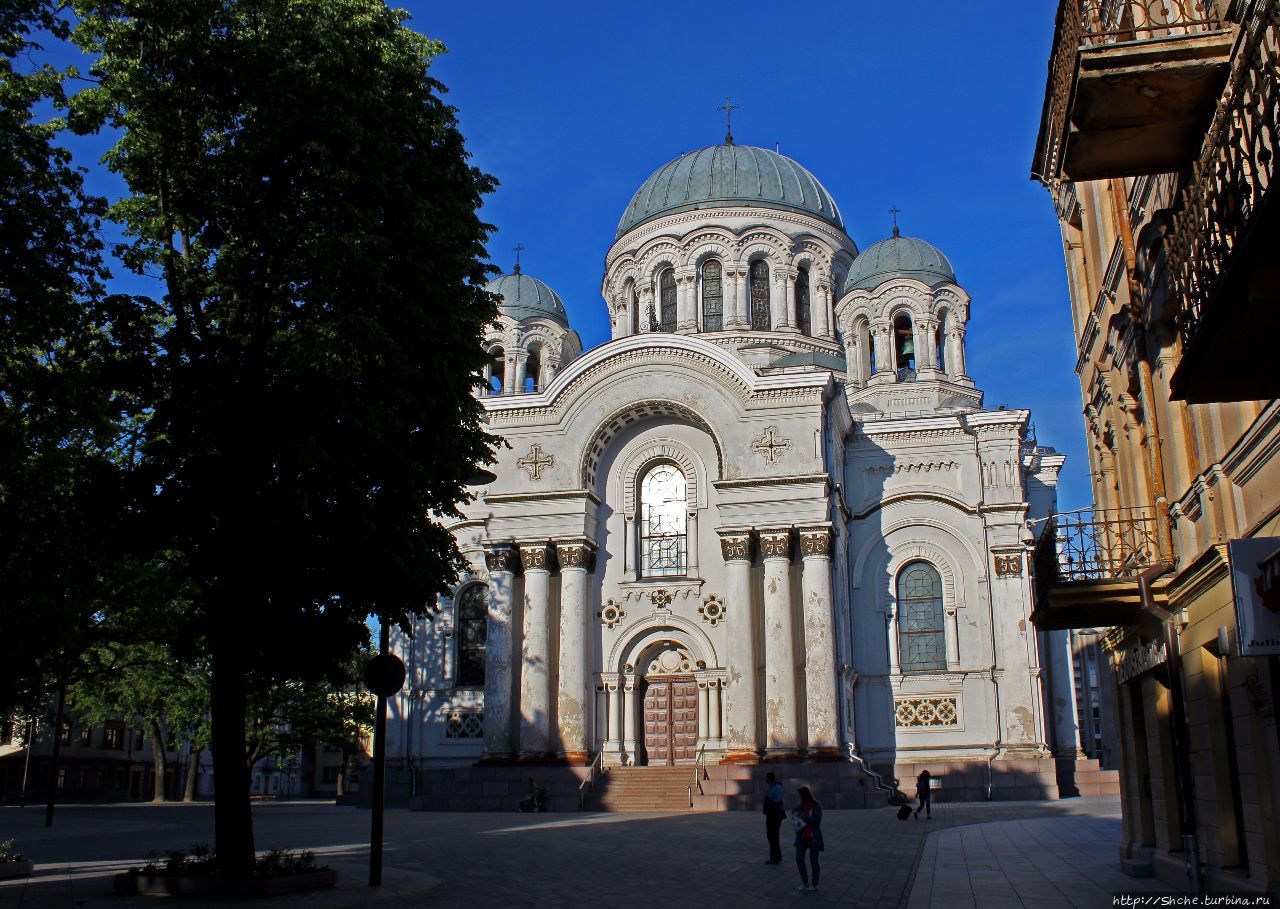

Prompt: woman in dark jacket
[{"left": 792, "top": 785, "right": 824, "bottom": 892}]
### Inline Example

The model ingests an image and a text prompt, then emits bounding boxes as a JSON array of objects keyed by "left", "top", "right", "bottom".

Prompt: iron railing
[
  {"left": 1033, "top": 506, "right": 1161, "bottom": 592},
  {"left": 1036, "top": 0, "right": 1225, "bottom": 181},
  {"left": 1169, "top": 0, "right": 1278, "bottom": 351}
]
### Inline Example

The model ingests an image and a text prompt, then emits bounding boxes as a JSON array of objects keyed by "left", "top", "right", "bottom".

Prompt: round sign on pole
[{"left": 364, "top": 653, "right": 406, "bottom": 697}]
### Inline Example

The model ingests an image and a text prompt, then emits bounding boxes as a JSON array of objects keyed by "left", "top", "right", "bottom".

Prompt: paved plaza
[{"left": 0, "top": 797, "right": 1174, "bottom": 908}]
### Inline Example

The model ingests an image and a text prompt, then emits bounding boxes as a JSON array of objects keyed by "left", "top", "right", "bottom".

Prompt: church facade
[{"left": 388, "top": 142, "right": 1082, "bottom": 787}]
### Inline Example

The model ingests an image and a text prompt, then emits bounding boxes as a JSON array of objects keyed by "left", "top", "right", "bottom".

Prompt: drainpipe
[{"left": 1138, "top": 560, "right": 1202, "bottom": 895}]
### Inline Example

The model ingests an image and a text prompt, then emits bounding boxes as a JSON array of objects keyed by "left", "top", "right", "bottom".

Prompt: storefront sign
[
  {"left": 1113, "top": 639, "right": 1167, "bottom": 685},
  {"left": 1229, "top": 537, "right": 1280, "bottom": 657}
]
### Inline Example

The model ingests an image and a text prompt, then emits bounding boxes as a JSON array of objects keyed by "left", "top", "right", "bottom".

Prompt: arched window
[
  {"left": 896, "top": 561, "right": 945, "bottom": 673},
  {"left": 749, "top": 260, "right": 771, "bottom": 329},
  {"left": 455, "top": 584, "right": 488, "bottom": 687},
  {"left": 487, "top": 347, "right": 505, "bottom": 395},
  {"left": 935, "top": 313, "right": 948, "bottom": 374},
  {"left": 796, "top": 267, "right": 812, "bottom": 335},
  {"left": 658, "top": 269, "right": 677, "bottom": 332},
  {"left": 894, "top": 313, "right": 915, "bottom": 380},
  {"left": 639, "top": 463, "right": 687, "bottom": 578},
  {"left": 523, "top": 346, "right": 540, "bottom": 393},
  {"left": 701, "top": 260, "right": 723, "bottom": 332}
]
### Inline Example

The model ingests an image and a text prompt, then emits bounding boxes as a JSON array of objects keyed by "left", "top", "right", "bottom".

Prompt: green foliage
[
  {"left": 0, "top": 840, "right": 25, "bottom": 863},
  {"left": 133, "top": 845, "right": 323, "bottom": 878},
  {"left": 0, "top": 0, "right": 161, "bottom": 714}
]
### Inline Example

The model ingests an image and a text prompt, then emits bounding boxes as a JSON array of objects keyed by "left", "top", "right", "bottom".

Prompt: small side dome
[
  {"left": 844, "top": 234, "right": 956, "bottom": 293},
  {"left": 485, "top": 271, "right": 568, "bottom": 327}
]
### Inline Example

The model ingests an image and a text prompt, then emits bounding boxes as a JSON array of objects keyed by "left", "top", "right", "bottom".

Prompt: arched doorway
[{"left": 640, "top": 646, "right": 699, "bottom": 766}]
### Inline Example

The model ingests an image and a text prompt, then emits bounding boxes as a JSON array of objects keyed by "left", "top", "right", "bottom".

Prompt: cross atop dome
[{"left": 717, "top": 96, "right": 740, "bottom": 146}]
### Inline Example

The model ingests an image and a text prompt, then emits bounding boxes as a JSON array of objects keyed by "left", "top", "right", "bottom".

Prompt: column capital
[
  {"left": 717, "top": 529, "right": 753, "bottom": 563},
  {"left": 555, "top": 538, "right": 595, "bottom": 570},
  {"left": 518, "top": 541, "right": 554, "bottom": 572},
  {"left": 798, "top": 526, "right": 833, "bottom": 559},
  {"left": 484, "top": 544, "right": 520, "bottom": 574},
  {"left": 758, "top": 527, "right": 793, "bottom": 560}
]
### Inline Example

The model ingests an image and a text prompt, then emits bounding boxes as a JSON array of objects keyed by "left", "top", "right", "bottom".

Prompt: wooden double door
[{"left": 642, "top": 675, "right": 698, "bottom": 766}]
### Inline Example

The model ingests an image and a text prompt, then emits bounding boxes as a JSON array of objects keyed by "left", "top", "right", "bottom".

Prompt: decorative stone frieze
[
  {"left": 798, "top": 527, "right": 832, "bottom": 558},
  {"left": 758, "top": 528, "right": 793, "bottom": 560},
  {"left": 698, "top": 593, "right": 727, "bottom": 626},
  {"left": 993, "top": 553, "right": 1024, "bottom": 578},
  {"left": 516, "top": 443, "right": 555, "bottom": 481},
  {"left": 717, "top": 531, "right": 752, "bottom": 562},
  {"left": 519, "top": 543, "right": 553, "bottom": 572},
  {"left": 483, "top": 545, "right": 520, "bottom": 574},
  {"left": 751, "top": 426, "right": 792, "bottom": 466},
  {"left": 555, "top": 539, "right": 594, "bottom": 570},
  {"left": 648, "top": 588, "right": 674, "bottom": 609},
  {"left": 895, "top": 696, "right": 960, "bottom": 728}
]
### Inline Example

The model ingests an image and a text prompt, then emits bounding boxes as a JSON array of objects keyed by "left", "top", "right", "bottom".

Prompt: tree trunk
[
  {"left": 336, "top": 749, "right": 349, "bottom": 798},
  {"left": 148, "top": 718, "right": 169, "bottom": 803},
  {"left": 211, "top": 608, "right": 255, "bottom": 874},
  {"left": 183, "top": 743, "right": 200, "bottom": 802}
]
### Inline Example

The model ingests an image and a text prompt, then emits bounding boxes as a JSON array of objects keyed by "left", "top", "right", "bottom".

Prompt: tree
[
  {"left": 0, "top": 0, "right": 158, "bottom": 717},
  {"left": 70, "top": 0, "right": 497, "bottom": 872}
]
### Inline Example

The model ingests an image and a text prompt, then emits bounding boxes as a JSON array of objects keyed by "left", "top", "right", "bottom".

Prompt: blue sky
[
  {"left": 47, "top": 0, "right": 1088, "bottom": 511},
  {"left": 403, "top": 0, "right": 1089, "bottom": 509}
]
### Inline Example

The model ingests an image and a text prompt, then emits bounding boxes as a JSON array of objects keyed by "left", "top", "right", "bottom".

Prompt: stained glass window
[
  {"left": 749, "top": 260, "right": 770, "bottom": 329},
  {"left": 897, "top": 561, "right": 946, "bottom": 673},
  {"left": 659, "top": 269, "right": 677, "bottom": 332},
  {"left": 639, "top": 463, "right": 687, "bottom": 577},
  {"left": 796, "top": 267, "right": 812, "bottom": 335},
  {"left": 456, "top": 584, "right": 488, "bottom": 687},
  {"left": 701, "top": 260, "right": 723, "bottom": 332}
]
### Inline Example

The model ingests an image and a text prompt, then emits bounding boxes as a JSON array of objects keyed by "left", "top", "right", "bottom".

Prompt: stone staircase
[{"left": 582, "top": 766, "right": 693, "bottom": 812}]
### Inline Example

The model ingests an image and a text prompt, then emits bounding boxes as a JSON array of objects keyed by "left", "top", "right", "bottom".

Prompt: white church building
[{"left": 386, "top": 141, "right": 1101, "bottom": 808}]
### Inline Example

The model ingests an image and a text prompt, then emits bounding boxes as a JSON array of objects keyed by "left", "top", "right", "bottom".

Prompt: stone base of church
[
  {"left": 885, "top": 757, "right": 1119, "bottom": 802},
  {"left": 803, "top": 747, "right": 845, "bottom": 761}
]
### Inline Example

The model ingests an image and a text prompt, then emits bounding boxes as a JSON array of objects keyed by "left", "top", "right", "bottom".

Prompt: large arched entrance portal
[{"left": 640, "top": 646, "right": 699, "bottom": 766}]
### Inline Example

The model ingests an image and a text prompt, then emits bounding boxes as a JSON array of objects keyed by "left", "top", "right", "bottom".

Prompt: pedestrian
[
  {"left": 762, "top": 771, "right": 785, "bottom": 864},
  {"left": 792, "top": 785, "right": 823, "bottom": 892},
  {"left": 914, "top": 770, "right": 932, "bottom": 819}
]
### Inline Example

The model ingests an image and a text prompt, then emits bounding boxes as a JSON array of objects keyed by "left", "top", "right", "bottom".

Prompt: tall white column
[
  {"left": 1048, "top": 629, "right": 1083, "bottom": 758},
  {"left": 622, "top": 676, "right": 638, "bottom": 765},
  {"left": 709, "top": 680, "right": 723, "bottom": 742},
  {"left": 728, "top": 268, "right": 747, "bottom": 328},
  {"left": 677, "top": 270, "right": 697, "bottom": 332},
  {"left": 799, "top": 527, "right": 840, "bottom": 756},
  {"left": 783, "top": 268, "right": 797, "bottom": 330},
  {"left": 482, "top": 545, "right": 518, "bottom": 759},
  {"left": 604, "top": 678, "right": 622, "bottom": 759},
  {"left": 871, "top": 324, "right": 894, "bottom": 383},
  {"left": 503, "top": 354, "right": 518, "bottom": 395},
  {"left": 514, "top": 350, "right": 529, "bottom": 393},
  {"left": 760, "top": 527, "right": 799, "bottom": 757},
  {"left": 949, "top": 328, "right": 968, "bottom": 378},
  {"left": 718, "top": 531, "right": 757, "bottom": 759},
  {"left": 518, "top": 542, "right": 552, "bottom": 758},
  {"left": 623, "top": 515, "right": 636, "bottom": 580},
  {"left": 815, "top": 282, "right": 832, "bottom": 340},
  {"left": 556, "top": 539, "right": 593, "bottom": 762},
  {"left": 696, "top": 681, "right": 710, "bottom": 743},
  {"left": 770, "top": 272, "right": 786, "bottom": 329}
]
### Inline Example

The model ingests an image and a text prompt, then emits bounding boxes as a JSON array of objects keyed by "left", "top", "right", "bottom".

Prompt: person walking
[
  {"left": 762, "top": 771, "right": 785, "bottom": 864},
  {"left": 914, "top": 770, "right": 932, "bottom": 819},
  {"left": 792, "top": 785, "right": 824, "bottom": 892}
]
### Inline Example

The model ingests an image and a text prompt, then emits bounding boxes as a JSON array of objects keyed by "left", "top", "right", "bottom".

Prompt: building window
[
  {"left": 134, "top": 729, "right": 144, "bottom": 750},
  {"left": 796, "top": 267, "right": 812, "bottom": 335},
  {"left": 701, "top": 260, "right": 723, "bottom": 332},
  {"left": 104, "top": 725, "right": 123, "bottom": 750},
  {"left": 658, "top": 269, "right": 677, "bottom": 332},
  {"left": 749, "top": 260, "right": 770, "bottom": 329},
  {"left": 322, "top": 766, "right": 340, "bottom": 784},
  {"left": 455, "top": 584, "right": 488, "bottom": 688},
  {"left": 639, "top": 463, "right": 687, "bottom": 578},
  {"left": 897, "top": 560, "right": 946, "bottom": 673},
  {"left": 487, "top": 347, "right": 504, "bottom": 395},
  {"left": 79, "top": 727, "right": 91, "bottom": 747},
  {"left": 894, "top": 313, "right": 916, "bottom": 381},
  {"left": 56, "top": 768, "right": 66, "bottom": 791},
  {"left": 935, "top": 313, "right": 947, "bottom": 373},
  {"left": 59, "top": 722, "right": 72, "bottom": 746}
]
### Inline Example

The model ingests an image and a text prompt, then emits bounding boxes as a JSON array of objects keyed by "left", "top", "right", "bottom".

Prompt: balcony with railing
[
  {"left": 1167, "top": 0, "right": 1280, "bottom": 403},
  {"left": 1033, "top": 0, "right": 1234, "bottom": 182},
  {"left": 1031, "top": 506, "right": 1169, "bottom": 629}
]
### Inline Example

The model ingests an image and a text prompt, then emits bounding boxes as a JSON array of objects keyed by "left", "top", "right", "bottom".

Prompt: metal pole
[
  {"left": 45, "top": 669, "right": 68, "bottom": 827},
  {"left": 370, "top": 619, "right": 389, "bottom": 887},
  {"left": 19, "top": 717, "right": 34, "bottom": 807},
  {"left": 1161, "top": 616, "right": 1203, "bottom": 895}
]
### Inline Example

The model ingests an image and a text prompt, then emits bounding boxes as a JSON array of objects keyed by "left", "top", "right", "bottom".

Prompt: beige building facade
[{"left": 1031, "top": 0, "right": 1280, "bottom": 893}]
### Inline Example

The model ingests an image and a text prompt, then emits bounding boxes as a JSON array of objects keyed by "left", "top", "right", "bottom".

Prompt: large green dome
[
  {"left": 484, "top": 272, "right": 568, "bottom": 326},
  {"left": 616, "top": 144, "right": 844, "bottom": 238},
  {"left": 844, "top": 234, "right": 956, "bottom": 292}
]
